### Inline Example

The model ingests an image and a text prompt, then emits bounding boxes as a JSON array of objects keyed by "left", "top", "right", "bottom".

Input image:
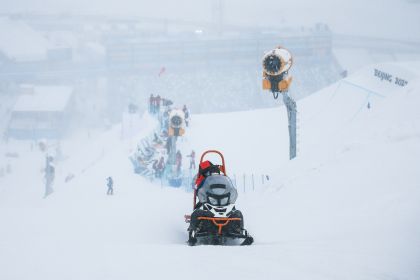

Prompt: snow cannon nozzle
[
  {"left": 262, "top": 46, "right": 293, "bottom": 98},
  {"left": 168, "top": 109, "right": 185, "bottom": 136}
]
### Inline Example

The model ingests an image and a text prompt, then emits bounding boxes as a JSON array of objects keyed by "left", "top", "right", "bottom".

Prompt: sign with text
[{"left": 374, "top": 69, "right": 408, "bottom": 87}]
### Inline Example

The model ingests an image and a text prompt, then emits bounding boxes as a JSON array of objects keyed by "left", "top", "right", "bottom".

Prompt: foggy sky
[{"left": 0, "top": 0, "right": 419, "bottom": 41}]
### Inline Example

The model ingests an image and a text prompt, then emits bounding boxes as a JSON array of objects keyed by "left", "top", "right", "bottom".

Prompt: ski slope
[{"left": 0, "top": 62, "right": 420, "bottom": 280}]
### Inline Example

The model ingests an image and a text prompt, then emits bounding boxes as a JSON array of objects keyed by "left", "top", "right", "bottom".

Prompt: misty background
[
  {"left": 0, "top": 0, "right": 419, "bottom": 139},
  {"left": 2, "top": 0, "right": 420, "bottom": 40},
  {"left": 0, "top": 2, "right": 420, "bottom": 279}
]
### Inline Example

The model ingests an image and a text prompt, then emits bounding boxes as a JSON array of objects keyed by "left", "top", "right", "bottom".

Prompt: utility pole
[
  {"left": 283, "top": 93, "right": 297, "bottom": 159},
  {"left": 212, "top": 0, "right": 224, "bottom": 35}
]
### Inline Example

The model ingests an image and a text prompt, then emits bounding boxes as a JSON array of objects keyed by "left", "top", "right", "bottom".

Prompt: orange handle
[
  {"left": 199, "top": 150, "right": 226, "bottom": 175},
  {"left": 193, "top": 150, "right": 227, "bottom": 210},
  {"left": 197, "top": 217, "right": 242, "bottom": 235}
]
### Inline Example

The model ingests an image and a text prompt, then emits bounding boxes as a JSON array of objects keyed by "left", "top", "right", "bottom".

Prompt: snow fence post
[{"left": 243, "top": 174, "right": 246, "bottom": 193}]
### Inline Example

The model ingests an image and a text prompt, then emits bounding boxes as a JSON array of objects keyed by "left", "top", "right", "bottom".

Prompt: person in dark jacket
[
  {"left": 155, "top": 95, "right": 161, "bottom": 113},
  {"left": 182, "top": 105, "right": 190, "bottom": 127},
  {"left": 175, "top": 150, "right": 182, "bottom": 173},
  {"left": 156, "top": 157, "right": 165, "bottom": 178},
  {"left": 165, "top": 137, "right": 172, "bottom": 155},
  {"left": 149, "top": 94, "right": 155, "bottom": 114},
  {"left": 187, "top": 150, "right": 196, "bottom": 170},
  {"left": 106, "top": 176, "right": 114, "bottom": 195}
]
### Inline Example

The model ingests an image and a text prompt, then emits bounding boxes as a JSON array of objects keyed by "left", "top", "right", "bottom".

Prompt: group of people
[
  {"left": 130, "top": 93, "right": 197, "bottom": 185},
  {"left": 149, "top": 94, "right": 173, "bottom": 115},
  {"left": 109, "top": 149, "right": 195, "bottom": 193},
  {"left": 177, "top": 150, "right": 196, "bottom": 171},
  {"left": 131, "top": 130, "right": 168, "bottom": 180},
  {"left": 171, "top": 149, "right": 195, "bottom": 174},
  {"left": 149, "top": 94, "right": 161, "bottom": 114}
]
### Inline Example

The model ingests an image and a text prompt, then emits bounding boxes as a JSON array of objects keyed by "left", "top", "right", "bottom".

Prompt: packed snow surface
[{"left": 0, "top": 62, "right": 419, "bottom": 280}]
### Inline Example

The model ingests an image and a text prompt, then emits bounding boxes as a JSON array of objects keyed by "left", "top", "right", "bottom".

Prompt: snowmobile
[{"left": 185, "top": 150, "right": 253, "bottom": 246}]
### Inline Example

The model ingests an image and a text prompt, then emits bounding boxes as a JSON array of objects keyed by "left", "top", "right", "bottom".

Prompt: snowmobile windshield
[
  {"left": 197, "top": 174, "right": 238, "bottom": 205},
  {"left": 206, "top": 193, "right": 230, "bottom": 206}
]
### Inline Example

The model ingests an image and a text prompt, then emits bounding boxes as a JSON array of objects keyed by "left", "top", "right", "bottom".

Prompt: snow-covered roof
[
  {"left": 0, "top": 17, "right": 50, "bottom": 62},
  {"left": 13, "top": 86, "right": 73, "bottom": 112}
]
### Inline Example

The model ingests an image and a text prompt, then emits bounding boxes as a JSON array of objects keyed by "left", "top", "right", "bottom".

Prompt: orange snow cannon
[{"left": 262, "top": 46, "right": 293, "bottom": 99}]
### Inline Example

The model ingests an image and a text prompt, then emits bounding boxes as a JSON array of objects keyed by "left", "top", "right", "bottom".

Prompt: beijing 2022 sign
[{"left": 374, "top": 69, "right": 408, "bottom": 87}]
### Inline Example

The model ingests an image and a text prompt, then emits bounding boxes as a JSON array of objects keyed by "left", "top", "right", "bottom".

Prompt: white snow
[
  {"left": 0, "top": 17, "right": 51, "bottom": 62},
  {"left": 13, "top": 86, "right": 73, "bottom": 112},
  {"left": 0, "top": 61, "right": 420, "bottom": 279}
]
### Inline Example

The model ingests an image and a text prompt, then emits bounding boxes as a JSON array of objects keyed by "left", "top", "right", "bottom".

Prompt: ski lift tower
[{"left": 262, "top": 46, "right": 297, "bottom": 160}]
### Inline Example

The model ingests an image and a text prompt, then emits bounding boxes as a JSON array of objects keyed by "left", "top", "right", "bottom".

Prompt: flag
[{"left": 158, "top": 67, "right": 166, "bottom": 77}]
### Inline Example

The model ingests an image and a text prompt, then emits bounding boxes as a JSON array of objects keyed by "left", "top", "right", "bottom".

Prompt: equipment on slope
[
  {"left": 168, "top": 109, "right": 185, "bottom": 137},
  {"left": 262, "top": 46, "right": 293, "bottom": 99},
  {"left": 261, "top": 46, "right": 297, "bottom": 160},
  {"left": 185, "top": 150, "right": 253, "bottom": 246},
  {"left": 165, "top": 109, "right": 186, "bottom": 187}
]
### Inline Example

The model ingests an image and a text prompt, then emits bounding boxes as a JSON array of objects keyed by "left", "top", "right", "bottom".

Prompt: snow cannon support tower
[
  {"left": 166, "top": 109, "right": 186, "bottom": 187},
  {"left": 262, "top": 46, "right": 297, "bottom": 160}
]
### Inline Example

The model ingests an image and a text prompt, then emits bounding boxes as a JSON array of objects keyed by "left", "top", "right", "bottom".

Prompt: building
[
  {"left": 7, "top": 85, "right": 74, "bottom": 139},
  {"left": 0, "top": 17, "right": 73, "bottom": 84}
]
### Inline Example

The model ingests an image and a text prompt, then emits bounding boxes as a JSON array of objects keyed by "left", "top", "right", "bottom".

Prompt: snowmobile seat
[{"left": 195, "top": 160, "right": 221, "bottom": 190}]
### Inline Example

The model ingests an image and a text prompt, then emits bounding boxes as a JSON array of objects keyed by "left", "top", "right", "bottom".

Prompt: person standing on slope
[
  {"left": 182, "top": 105, "right": 190, "bottom": 127},
  {"left": 106, "top": 176, "right": 114, "bottom": 195},
  {"left": 149, "top": 94, "right": 155, "bottom": 114},
  {"left": 155, "top": 95, "right": 161, "bottom": 114},
  {"left": 157, "top": 156, "right": 165, "bottom": 178},
  {"left": 176, "top": 150, "right": 183, "bottom": 173},
  {"left": 187, "top": 150, "right": 196, "bottom": 170}
]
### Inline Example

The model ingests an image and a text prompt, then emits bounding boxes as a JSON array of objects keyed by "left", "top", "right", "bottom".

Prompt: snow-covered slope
[
  {"left": 187, "top": 62, "right": 420, "bottom": 173},
  {"left": 0, "top": 62, "right": 419, "bottom": 280}
]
